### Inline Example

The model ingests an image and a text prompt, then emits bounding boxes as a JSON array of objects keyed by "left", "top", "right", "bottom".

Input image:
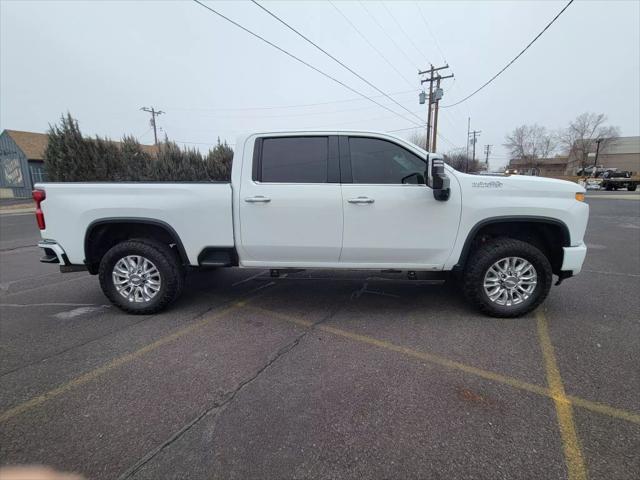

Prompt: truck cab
[{"left": 234, "top": 132, "right": 460, "bottom": 270}]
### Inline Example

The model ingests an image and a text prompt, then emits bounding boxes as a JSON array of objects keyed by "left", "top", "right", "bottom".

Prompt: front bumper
[{"left": 561, "top": 242, "right": 587, "bottom": 275}]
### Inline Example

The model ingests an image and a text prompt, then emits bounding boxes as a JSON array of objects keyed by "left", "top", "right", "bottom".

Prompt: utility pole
[
  {"left": 140, "top": 106, "right": 165, "bottom": 146},
  {"left": 466, "top": 117, "right": 470, "bottom": 159},
  {"left": 467, "top": 129, "right": 481, "bottom": 172},
  {"left": 593, "top": 138, "right": 602, "bottom": 171},
  {"left": 470, "top": 130, "right": 481, "bottom": 161},
  {"left": 432, "top": 76, "right": 442, "bottom": 152},
  {"left": 484, "top": 144, "right": 492, "bottom": 166},
  {"left": 425, "top": 67, "right": 434, "bottom": 151},
  {"left": 419, "top": 64, "right": 453, "bottom": 152}
]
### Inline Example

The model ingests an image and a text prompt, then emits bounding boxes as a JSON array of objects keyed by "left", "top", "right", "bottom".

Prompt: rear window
[{"left": 260, "top": 137, "right": 328, "bottom": 183}]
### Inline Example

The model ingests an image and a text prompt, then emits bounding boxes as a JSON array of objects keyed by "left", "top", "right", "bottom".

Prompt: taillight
[{"left": 32, "top": 189, "right": 46, "bottom": 230}]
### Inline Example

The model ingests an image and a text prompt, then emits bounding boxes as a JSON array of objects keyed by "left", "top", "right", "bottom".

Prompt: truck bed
[{"left": 36, "top": 182, "right": 234, "bottom": 265}]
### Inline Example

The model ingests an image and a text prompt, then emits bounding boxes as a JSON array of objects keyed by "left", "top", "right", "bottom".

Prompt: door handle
[
  {"left": 244, "top": 196, "right": 271, "bottom": 203},
  {"left": 347, "top": 196, "right": 375, "bottom": 204}
]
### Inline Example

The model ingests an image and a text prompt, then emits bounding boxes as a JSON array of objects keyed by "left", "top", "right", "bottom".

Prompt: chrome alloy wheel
[
  {"left": 483, "top": 256, "right": 537, "bottom": 307},
  {"left": 112, "top": 255, "right": 161, "bottom": 303}
]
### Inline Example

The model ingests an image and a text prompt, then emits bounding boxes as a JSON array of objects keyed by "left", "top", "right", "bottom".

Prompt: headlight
[{"left": 575, "top": 192, "right": 585, "bottom": 202}]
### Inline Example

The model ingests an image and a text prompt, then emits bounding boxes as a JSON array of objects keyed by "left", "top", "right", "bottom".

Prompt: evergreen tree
[
  {"left": 45, "top": 113, "right": 93, "bottom": 181},
  {"left": 44, "top": 113, "right": 235, "bottom": 182},
  {"left": 120, "top": 136, "right": 153, "bottom": 181},
  {"left": 205, "top": 138, "right": 233, "bottom": 181}
]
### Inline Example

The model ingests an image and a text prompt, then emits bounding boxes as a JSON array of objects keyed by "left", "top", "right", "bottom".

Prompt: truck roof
[{"left": 234, "top": 129, "right": 431, "bottom": 154}]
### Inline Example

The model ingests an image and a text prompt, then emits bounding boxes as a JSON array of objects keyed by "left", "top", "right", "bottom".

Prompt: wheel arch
[
  {"left": 455, "top": 216, "right": 571, "bottom": 274},
  {"left": 84, "top": 218, "right": 188, "bottom": 274}
]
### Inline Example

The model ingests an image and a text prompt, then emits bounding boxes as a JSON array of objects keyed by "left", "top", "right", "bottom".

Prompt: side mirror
[{"left": 428, "top": 155, "right": 450, "bottom": 201}]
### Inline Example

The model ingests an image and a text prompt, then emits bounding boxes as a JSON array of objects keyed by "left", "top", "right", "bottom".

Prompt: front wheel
[
  {"left": 462, "top": 238, "right": 552, "bottom": 318},
  {"left": 628, "top": 184, "right": 637, "bottom": 191},
  {"left": 99, "top": 239, "right": 184, "bottom": 314}
]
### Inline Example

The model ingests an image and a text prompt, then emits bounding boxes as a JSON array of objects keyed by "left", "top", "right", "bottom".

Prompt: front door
[
  {"left": 239, "top": 135, "right": 343, "bottom": 266},
  {"left": 340, "top": 135, "right": 461, "bottom": 268}
]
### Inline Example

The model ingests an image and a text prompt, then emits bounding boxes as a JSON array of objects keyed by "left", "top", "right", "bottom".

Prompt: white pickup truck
[{"left": 34, "top": 130, "right": 589, "bottom": 317}]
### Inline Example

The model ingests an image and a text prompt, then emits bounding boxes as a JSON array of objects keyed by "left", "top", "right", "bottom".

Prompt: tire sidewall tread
[
  {"left": 462, "top": 237, "right": 552, "bottom": 318},
  {"left": 99, "top": 239, "right": 184, "bottom": 315}
]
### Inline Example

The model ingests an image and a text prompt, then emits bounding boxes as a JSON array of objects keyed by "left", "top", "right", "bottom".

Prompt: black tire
[
  {"left": 99, "top": 239, "right": 184, "bottom": 314},
  {"left": 605, "top": 184, "right": 613, "bottom": 191},
  {"left": 462, "top": 238, "right": 552, "bottom": 318},
  {"left": 628, "top": 184, "right": 637, "bottom": 192}
]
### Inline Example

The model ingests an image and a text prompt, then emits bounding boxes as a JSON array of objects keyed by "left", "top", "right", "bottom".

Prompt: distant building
[
  {"left": 508, "top": 155, "right": 569, "bottom": 177},
  {"left": 569, "top": 136, "right": 640, "bottom": 175},
  {"left": 0, "top": 130, "right": 49, "bottom": 198},
  {"left": 0, "top": 129, "right": 156, "bottom": 199},
  {"left": 507, "top": 136, "right": 640, "bottom": 177}
]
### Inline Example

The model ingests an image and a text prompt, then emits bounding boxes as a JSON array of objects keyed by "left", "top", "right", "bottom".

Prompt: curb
[
  {"left": 585, "top": 195, "right": 640, "bottom": 201},
  {"left": 0, "top": 208, "right": 35, "bottom": 215}
]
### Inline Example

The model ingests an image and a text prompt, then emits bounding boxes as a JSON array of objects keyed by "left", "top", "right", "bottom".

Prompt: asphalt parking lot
[{"left": 1, "top": 192, "right": 638, "bottom": 480}]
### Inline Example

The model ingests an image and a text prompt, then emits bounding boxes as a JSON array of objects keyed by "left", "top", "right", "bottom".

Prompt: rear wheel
[
  {"left": 99, "top": 239, "right": 184, "bottom": 314},
  {"left": 628, "top": 184, "right": 637, "bottom": 191},
  {"left": 463, "top": 238, "right": 552, "bottom": 318}
]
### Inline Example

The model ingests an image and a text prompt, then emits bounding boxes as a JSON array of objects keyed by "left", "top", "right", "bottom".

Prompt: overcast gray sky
[{"left": 1, "top": 0, "right": 639, "bottom": 169}]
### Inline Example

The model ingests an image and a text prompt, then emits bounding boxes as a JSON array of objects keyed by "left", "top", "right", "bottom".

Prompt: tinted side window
[
  {"left": 260, "top": 137, "right": 328, "bottom": 183},
  {"left": 349, "top": 137, "right": 426, "bottom": 184}
]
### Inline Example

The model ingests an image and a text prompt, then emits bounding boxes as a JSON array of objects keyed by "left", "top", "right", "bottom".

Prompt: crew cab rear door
[
  {"left": 339, "top": 135, "right": 461, "bottom": 268},
  {"left": 238, "top": 134, "right": 343, "bottom": 266}
]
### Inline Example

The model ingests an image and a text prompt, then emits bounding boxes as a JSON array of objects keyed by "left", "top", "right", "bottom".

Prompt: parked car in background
[{"left": 600, "top": 170, "right": 638, "bottom": 191}]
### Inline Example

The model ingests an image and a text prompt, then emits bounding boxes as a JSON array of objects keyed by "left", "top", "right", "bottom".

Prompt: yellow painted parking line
[
  {"left": 536, "top": 310, "right": 587, "bottom": 480},
  {"left": 4, "top": 299, "right": 639, "bottom": 432},
  {"left": 567, "top": 395, "right": 640, "bottom": 424},
  {"left": 248, "top": 305, "right": 640, "bottom": 426},
  {"left": 0, "top": 301, "right": 246, "bottom": 424}
]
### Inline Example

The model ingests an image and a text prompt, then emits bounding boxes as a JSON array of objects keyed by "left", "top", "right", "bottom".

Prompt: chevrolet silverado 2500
[{"left": 34, "top": 130, "right": 589, "bottom": 317}]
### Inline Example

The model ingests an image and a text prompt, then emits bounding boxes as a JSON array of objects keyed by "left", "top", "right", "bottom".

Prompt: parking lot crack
[{"left": 118, "top": 303, "right": 344, "bottom": 480}]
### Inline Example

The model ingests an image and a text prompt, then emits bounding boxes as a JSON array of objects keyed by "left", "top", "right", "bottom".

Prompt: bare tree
[
  {"left": 443, "top": 149, "right": 484, "bottom": 173},
  {"left": 504, "top": 124, "right": 556, "bottom": 173},
  {"left": 406, "top": 132, "right": 483, "bottom": 172},
  {"left": 558, "top": 112, "right": 619, "bottom": 171},
  {"left": 407, "top": 130, "right": 427, "bottom": 150}
]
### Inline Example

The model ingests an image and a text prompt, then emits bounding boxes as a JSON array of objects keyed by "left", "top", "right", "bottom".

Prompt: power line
[
  {"left": 168, "top": 88, "right": 419, "bottom": 113},
  {"left": 387, "top": 125, "right": 425, "bottom": 133},
  {"left": 380, "top": 2, "right": 430, "bottom": 63},
  {"left": 168, "top": 108, "right": 429, "bottom": 136},
  {"left": 442, "top": 0, "right": 574, "bottom": 108},
  {"left": 415, "top": 2, "right": 447, "bottom": 64},
  {"left": 192, "top": 0, "right": 422, "bottom": 127},
  {"left": 358, "top": 0, "right": 418, "bottom": 71},
  {"left": 170, "top": 102, "right": 397, "bottom": 120},
  {"left": 250, "top": 0, "right": 423, "bottom": 124},
  {"left": 437, "top": 132, "right": 458, "bottom": 149},
  {"left": 136, "top": 127, "right": 153, "bottom": 141},
  {"left": 385, "top": 126, "right": 460, "bottom": 151},
  {"left": 329, "top": 0, "right": 415, "bottom": 89}
]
